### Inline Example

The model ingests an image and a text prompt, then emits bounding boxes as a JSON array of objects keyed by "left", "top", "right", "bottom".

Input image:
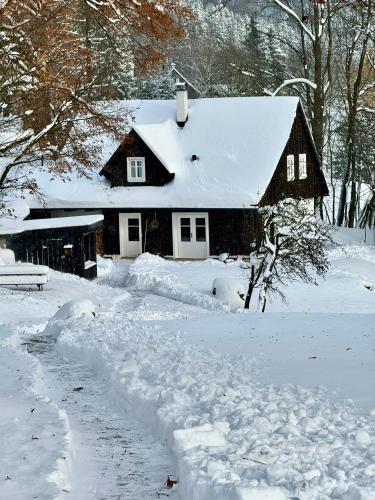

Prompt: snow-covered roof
[
  {"left": 29, "top": 96, "right": 300, "bottom": 209},
  {"left": 0, "top": 214, "right": 104, "bottom": 235}
]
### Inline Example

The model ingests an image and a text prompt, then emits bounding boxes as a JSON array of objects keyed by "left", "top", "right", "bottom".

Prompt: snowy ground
[{"left": 1, "top": 227, "right": 375, "bottom": 499}]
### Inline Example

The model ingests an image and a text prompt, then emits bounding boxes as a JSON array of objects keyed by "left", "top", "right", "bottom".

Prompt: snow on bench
[{"left": 0, "top": 249, "right": 49, "bottom": 291}]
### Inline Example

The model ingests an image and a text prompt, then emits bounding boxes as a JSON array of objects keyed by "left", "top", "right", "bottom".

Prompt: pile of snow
[
  {"left": 212, "top": 277, "right": 245, "bottom": 308},
  {"left": 51, "top": 299, "right": 96, "bottom": 322},
  {"left": 125, "top": 253, "right": 230, "bottom": 311},
  {"left": 54, "top": 313, "right": 375, "bottom": 500},
  {"left": 46, "top": 299, "right": 96, "bottom": 340}
]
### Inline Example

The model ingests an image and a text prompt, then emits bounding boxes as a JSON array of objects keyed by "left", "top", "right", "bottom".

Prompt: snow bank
[
  {"left": 125, "top": 253, "right": 231, "bottom": 311},
  {"left": 212, "top": 277, "right": 245, "bottom": 308},
  {"left": 52, "top": 314, "right": 375, "bottom": 500}
]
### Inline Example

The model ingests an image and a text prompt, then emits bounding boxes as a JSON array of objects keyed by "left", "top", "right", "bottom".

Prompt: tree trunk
[
  {"left": 244, "top": 265, "right": 255, "bottom": 309},
  {"left": 311, "top": 4, "right": 324, "bottom": 163}
]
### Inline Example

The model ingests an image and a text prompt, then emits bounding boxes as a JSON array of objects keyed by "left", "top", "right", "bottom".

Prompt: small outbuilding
[{"left": 0, "top": 215, "right": 103, "bottom": 279}]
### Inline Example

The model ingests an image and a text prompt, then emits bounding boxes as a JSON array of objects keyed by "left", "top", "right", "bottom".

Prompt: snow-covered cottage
[{"left": 30, "top": 88, "right": 328, "bottom": 259}]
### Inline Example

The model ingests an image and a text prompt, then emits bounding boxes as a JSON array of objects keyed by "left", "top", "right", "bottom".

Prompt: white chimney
[{"left": 176, "top": 82, "right": 188, "bottom": 127}]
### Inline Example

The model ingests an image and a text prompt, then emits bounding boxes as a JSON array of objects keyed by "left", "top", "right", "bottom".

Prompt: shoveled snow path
[{"left": 24, "top": 332, "right": 178, "bottom": 500}]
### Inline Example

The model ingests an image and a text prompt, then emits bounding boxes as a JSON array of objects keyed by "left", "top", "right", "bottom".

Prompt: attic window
[
  {"left": 298, "top": 154, "right": 307, "bottom": 179},
  {"left": 127, "top": 157, "right": 145, "bottom": 182},
  {"left": 287, "top": 155, "right": 295, "bottom": 182}
]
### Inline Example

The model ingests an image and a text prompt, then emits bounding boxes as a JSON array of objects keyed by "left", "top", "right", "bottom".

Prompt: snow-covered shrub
[{"left": 211, "top": 277, "right": 245, "bottom": 308}]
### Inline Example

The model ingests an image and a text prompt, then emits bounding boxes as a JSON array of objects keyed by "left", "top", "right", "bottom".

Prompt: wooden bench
[{"left": 0, "top": 249, "right": 49, "bottom": 290}]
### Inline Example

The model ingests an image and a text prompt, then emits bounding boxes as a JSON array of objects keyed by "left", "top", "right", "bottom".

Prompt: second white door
[{"left": 172, "top": 212, "right": 209, "bottom": 259}]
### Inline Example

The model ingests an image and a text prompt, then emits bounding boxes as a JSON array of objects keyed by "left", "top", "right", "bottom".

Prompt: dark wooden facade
[
  {"left": 5, "top": 222, "right": 102, "bottom": 279},
  {"left": 34, "top": 208, "right": 258, "bottom": 257},
  {"left": 261, "top": 104, "right": 328, "bottom": 207},
  {"left": 100, "top": 130, "right": 175, "bottom": 187},
  {"left": 103, "top": 208, "right": 258, "bottom": 256}
]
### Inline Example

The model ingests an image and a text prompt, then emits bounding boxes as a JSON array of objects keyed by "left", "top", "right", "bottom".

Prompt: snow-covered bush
[{"left": 211, "top": 277, "right": 245, "bottom": 308}]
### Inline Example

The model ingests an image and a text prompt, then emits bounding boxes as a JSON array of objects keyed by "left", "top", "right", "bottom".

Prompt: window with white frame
[
  {"left": 127, "top": 157, "right": 145, "bottom": 182},
  {"left": 286, "top": 154, "right": 295, "bottom": 181},
  {"left": 298, "top": 153, "right": 307, "bottom": 179}
]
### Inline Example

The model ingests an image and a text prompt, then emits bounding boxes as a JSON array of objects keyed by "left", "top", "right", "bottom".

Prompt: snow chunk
[
  {"left": 355, "top": 430, "right": 372, "bottom": 447},
  {"left": 174, "top": 422, "right": 229, "bottom": 452},
  {"left": 238, "top": 486, "right": 288, "bottom": 500},
  {"left": 212, "top": 277, "right": 245, "bottom": 308}
]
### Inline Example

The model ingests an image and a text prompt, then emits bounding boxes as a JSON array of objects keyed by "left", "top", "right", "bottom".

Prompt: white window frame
[
  {"left": 287, "top": 154, "right": 295, "bottom": 181},
  {"left": 127, "top": 157, "right": 145, "bottom": 182},
  {"left": 298, "top": 153, "right": 307, "bottom": 179}
]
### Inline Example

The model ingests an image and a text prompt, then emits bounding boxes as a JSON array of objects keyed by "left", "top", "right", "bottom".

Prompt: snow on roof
[
  {"left": 0, "top": 214, "right": 104, "bottom": 235},
  {"left": 28, "top": 96, "right": 300, "bottom": 209}
]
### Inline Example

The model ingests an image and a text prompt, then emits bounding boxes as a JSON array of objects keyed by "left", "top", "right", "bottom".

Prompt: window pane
[
  {"left": 130, "top": 160, "right": 136, "bottom": 167},
  {"left": 181, "top": 226, "right": 191, "bottom": 242},
  {"left": 196, "top": 218, "right": 205, "bottom": 226},
  {"left": 299, "top": 154, "right": 307, "bottom": 179},
  {"left": 137, "top": 166, "right": 143, "bottom": 178},
  {"left": 131, "top": 166, "right": 136, "bottom": 178},
  {"left": 196, "top": 226, "right": 206, "bottom": 242},
  {"left": 137, "top": 160, "right": 142, "bottom": 166},
  {"left": 181, "top": 218, "right": 190, "bottom": 226},
  {"left": 128, "top": 218, "right": 139, "bottom": 227},
  {"left": 287, "top": 155, "right": 295, "bottom": 181},
  {"left": 128, "top": 226, "right": 140, "bottom": 241}
]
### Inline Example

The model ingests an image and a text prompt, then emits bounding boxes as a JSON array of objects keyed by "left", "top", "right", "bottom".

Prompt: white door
[
  {"left": 119, "top": 213, "right": 142, "bottom": 257},
  {"left": 172, "top": 212, "right": 209, "bottom": 259}
]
